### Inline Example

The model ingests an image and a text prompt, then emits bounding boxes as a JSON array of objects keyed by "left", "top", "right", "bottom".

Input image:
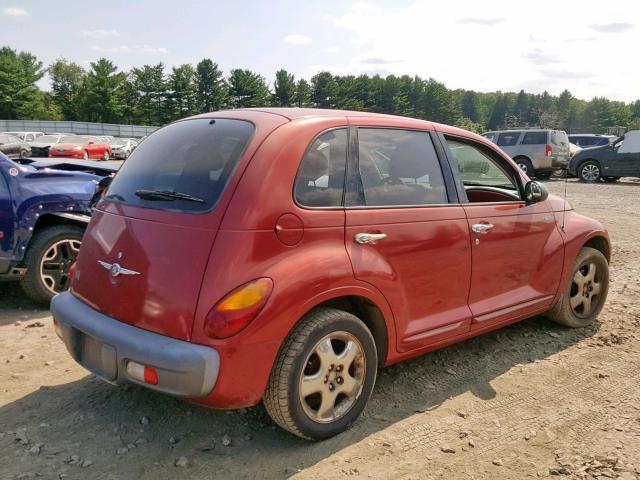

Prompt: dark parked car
[
  {"left": 568, "top": 134, "right": 614, "bottom": 149},
  {"left": 52, "top": 108, "right": 609, "bottom": 440},
  {"left": 569, "top": 130, "right": 640, "bottom": 182},
  {"left": 28, "top": 134, "right": 65, "bottom": 157},
  {"left": 0, "top": 154, "right": 115, "bottom": 303},
  {"left": 0, "top": 133, "right": 31, "bottom": 159}
]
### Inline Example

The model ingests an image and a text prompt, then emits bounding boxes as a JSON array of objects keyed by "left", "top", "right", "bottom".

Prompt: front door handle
[
  {"left": 354, "top": 233, "right": 387, "bottom": 244},
  {"left": 471, "top": 223, "right": 494, "bottom": 234}
]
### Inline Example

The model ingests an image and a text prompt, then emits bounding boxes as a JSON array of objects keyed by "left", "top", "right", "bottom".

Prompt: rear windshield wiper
[{"left": 134, "top": 189, "right": 205, "bottom": 203}]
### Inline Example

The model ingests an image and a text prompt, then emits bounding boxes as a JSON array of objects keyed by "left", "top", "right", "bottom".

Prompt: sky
[{"left": 2, "top": 0, "right": 639, "bottom": 102}]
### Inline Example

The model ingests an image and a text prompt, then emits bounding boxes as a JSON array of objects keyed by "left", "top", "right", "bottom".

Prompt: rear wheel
[
  {"left": 264, "top": 308, "right": 378, "bottom": 440},
  {"left": 602, "top": 176, "right": 620, "bottom": 183},
  {"left": 546, "top": 247, "right": 609, "bottom": 328},
  {"left": 20, "top": 225, "right": 84, "bottom": 304},
  {"left": 515, "top": 157, "right": 534, "bottom": 177},
  {"left": 579, "top": 161, "right": 601, "bottom": 183},
  {"left": 19, "top": 149, "right": 28, "bottom": 159},
  {"left": 102, "top": 150, "right": 110, "bottom": 161}
]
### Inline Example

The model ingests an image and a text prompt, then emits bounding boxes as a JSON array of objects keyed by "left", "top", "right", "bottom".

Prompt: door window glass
[
  {"left": 356, "top": 129, "right": 447, "bottom": 207},
  {"left": 446, "top": 139, "right": 520, "bottom": 200},
  {"left": 497, "top": 132, "right": 521, "bottom": 147},
  {"left": 294, "top": 129, "right": 347, "bottom": 207}
]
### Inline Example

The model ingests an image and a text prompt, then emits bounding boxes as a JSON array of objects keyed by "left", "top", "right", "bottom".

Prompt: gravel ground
[{"left": 1, "top": 178, "right": 639, "bottom": 480}]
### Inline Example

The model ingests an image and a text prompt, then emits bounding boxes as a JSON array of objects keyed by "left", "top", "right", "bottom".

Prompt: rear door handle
[
  {"left": 471, "top": 223, "right": 494, "bottom": 234},
  {"left": 354, "top": 233, "right": 387, "bottom": 244}
]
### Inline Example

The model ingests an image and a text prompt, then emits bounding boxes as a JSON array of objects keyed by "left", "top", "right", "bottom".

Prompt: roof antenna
[{"left": 561, "top": 164, "right": 568, "bottom": 232}]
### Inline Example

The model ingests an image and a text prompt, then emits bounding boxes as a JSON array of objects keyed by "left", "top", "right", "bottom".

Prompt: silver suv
[{"left": 482, "top": 129, "right": 570, "bottom": 179}]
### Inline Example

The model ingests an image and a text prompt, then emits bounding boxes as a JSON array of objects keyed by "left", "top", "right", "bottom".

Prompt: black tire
[
  {"left": 578, "top": 160, "right": 601, "bottom": 183},
  {"left": 546, "top": 247, "right": 609, "bottom": 328},
  {"left": 535, "top": 171, "right": 553, "bottom": 180},
  {"left": 20, "top": 225, "right": 85, "bottom": 305},
  {"left": 264, "top": 307, "right": 378, "bottom": 440},
  {"left": 102, "top": 150, "right": 110, "bottom": 161},
  {"left": 19, "top": 149, "right": 28, "bottom": 159},
  {"left": 514, "top": 157, "right": 534, "bottom": 177},
  {"left": 83, "top": 150, "right": 89, "bottom": 160},
  {"left": 602, "top": 176, "right": 620, "bottom": 183}
]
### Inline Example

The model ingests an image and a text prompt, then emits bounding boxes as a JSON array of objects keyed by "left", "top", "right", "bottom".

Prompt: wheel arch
[
  {"left": 583, "top": 235, "right": 611, "bottom": 263},
  {"left": 31, "top": 213, "right": 89, "bottom": 236}
]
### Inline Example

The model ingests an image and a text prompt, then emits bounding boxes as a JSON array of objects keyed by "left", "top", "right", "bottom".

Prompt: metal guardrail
[{"left": 0, "top": 120, "right": 159, "bottom": 137}]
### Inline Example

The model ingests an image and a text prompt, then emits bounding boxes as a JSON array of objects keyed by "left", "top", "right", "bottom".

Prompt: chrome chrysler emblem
[{"left": 97, "top": 260, "right": 140, "bottom": 277}]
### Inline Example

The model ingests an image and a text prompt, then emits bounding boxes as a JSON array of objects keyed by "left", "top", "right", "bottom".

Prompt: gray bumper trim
[{"left": 51, "top": 291, "right": 219, "bottom": 398}]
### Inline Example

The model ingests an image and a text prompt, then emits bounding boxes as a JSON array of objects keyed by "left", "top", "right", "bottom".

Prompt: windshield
[
  {"left": 60, "top": 135, "right": 88, "bottom": 144},
  {"left": 105, "top": 118, "right": 255, "bottom": 213}
]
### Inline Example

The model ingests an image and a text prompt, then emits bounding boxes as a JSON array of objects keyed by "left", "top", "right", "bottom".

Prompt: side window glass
[
  {"left": 522, "top": 131, "right": 549, "bottom": 145},
  {"left": 482, "top": 132, "right": 497, "bottom": 143},
  {"left": 356, "top": 129, "right": 447, "bottom": 207},
  {"left": 446, "top": 139, "right": 521, "bottom": 201},
  {"left": 497, "top": 132, "right": 521, "bottom": 147},
  {"left": 294, "top": 129, "right": 347, "bottom": 207}
]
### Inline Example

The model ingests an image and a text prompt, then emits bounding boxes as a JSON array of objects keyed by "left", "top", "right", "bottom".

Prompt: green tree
[
  {"left": 168, "top": 64, "right": 198, "bottom": 120},
  {"left": 294, "top": 78, "right": 311, "bottom": 107},
  {"left": 81, "top": 58, "right": 126, "bottom": 123},
  {"left": 461, "top": 91, "right": 481, "bottom": 123},
  {"left": 227, "top": 69, "right": 271, "bottom": 108},
  {"left": 273, "top": 69, "right": 296, "bottom": 107},
  {"left": 310, "top": 71, "right": 337, "bottom": 108},
  {"left": 195, "top": 59, "right": 227, "bottom": 112},
  {"left": 0, "top": 46, "right": 47, "bottom": 119},
  {"left": 130, "top": 63, "right": 167, "bottom": 124},
  {"left": 49, "top": 58, "right": 86, "bottom": 120}
]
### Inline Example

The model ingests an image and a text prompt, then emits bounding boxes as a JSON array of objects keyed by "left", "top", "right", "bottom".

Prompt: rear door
[
  {"left": 608, "top": 132, "right": 640, "bottom": 176},
  {"left": 441, "top": 135, "right": 564, "bottom": 328},
  {"left": 345, "top": 126, "right": 472, "bottom": 352}
]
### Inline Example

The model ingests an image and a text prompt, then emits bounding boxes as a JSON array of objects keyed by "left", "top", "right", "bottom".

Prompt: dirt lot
[{"left": 1, "top": 179, "right": 640, "bottom": 480}]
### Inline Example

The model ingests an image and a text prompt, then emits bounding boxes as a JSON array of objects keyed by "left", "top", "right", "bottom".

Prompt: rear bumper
[{"left": 51, "top": 291, "right": 220, "bottom": 398}]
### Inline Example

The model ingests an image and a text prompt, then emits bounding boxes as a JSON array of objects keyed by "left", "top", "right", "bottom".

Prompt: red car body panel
[
  {"left": 65, "top": 108, "right": 609, "bottom": 409},
  {"left": 49, "top": 140, "right": 112, "bottom": 159}
]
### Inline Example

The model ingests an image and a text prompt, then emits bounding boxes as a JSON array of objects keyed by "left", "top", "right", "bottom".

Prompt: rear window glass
[
  {"left": 521, "top": 131, "right": 548, "bottom": 144},
  {"left": 105, "top": 118, "right": 254, "bottom": 213},
  {"left": 497, "top": 132, "right": 521, "bottom": 147},
  {"left": 550, "top": 131, "right": 568, "bottom": 146}
]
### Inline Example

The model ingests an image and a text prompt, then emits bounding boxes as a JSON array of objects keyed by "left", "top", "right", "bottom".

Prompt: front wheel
[
  {"left": 579, "top": 161, "right": 601, "bottom": 183},
  {"left": 19, "top": 149, "right": 28, "bottom": 159},
  {"left": 20, "top": 225, "right": 84, "bottom": 304},
  {"left": 546, "top": 247, "right": 609, "bottom": 328},
  {"left": 264, "top": 308, "right": 378, "bottom": 440}
]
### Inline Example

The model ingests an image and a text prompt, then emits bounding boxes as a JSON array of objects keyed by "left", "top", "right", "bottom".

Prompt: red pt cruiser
[{"left": 52, "top": 109, "right": 610, "bottom": 439}]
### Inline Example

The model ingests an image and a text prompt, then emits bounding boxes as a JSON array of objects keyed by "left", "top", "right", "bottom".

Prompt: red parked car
[
  {"left": 52, "top": 109, "right": 610, "bottom": 439},
  {"left": 48, "top": 135, "right": 112, "bottom": 161}
]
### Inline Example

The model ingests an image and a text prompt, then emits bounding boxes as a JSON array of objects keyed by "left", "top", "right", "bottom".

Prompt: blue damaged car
[{"left": 0, "top": 154, "right": 116, "bottom": 303}]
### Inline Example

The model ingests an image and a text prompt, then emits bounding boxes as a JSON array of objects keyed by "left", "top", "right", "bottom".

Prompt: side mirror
[{"left": 524, "top": 180, "right": 548, "bottom": 204}]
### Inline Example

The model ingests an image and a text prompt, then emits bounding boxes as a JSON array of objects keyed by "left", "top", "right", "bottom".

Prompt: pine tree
[
  {"left": 195, "top": 59, "right": 227, "bottom": 112},
  {"left": 273, "top": 69, "right": 296, "bottom": 107}
]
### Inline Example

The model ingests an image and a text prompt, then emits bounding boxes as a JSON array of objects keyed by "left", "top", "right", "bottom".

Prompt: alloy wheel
[
  {"left": 569, "top": 262, "right": 602, "bottom": 318},
  {"left": 39, "top": 239, "right": 81, "bottom": 294},
  {"left": 581, "top": 164, "right": 600, "bottom": 182},
  {"left": 299, "top": 331, "right": 366, "bottom": 423}
]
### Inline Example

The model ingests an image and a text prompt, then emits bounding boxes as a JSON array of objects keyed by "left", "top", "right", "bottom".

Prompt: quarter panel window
[
  {"left": 294, "top": 129, "right": 347, "bottom": 208},
  {"left": 356, "top": 129, "right": 447, "bottom": 207},
  {"left": 522, "top": 131, "right": 548, "bottom": 145},
  {"left": 497, "top": 132, "right": 521, "bottom": 147}
]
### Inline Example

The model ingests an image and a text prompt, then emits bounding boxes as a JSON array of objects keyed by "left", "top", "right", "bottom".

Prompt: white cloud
[
  {"left": 90, "top": 45, "right": 168, "bottom": 55},
  {"left": 329, "top": 1, "right": 640, "bottom": 102},
  {"left": 80, "top": 29, "right": 120, "bottom": 40},
  {"left": 283, "top": 34, "right": 312, "bottom": 45},
  {"left": 3, "top": 7, "right": 28, "bottom": 17}
]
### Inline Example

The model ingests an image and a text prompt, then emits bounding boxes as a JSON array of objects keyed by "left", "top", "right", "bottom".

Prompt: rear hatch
[{"left": 71, "top": 117, "right": 260, "bottom": 341}]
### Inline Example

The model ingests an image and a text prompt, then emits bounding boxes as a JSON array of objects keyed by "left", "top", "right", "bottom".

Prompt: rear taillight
[
  {"left": 545, "top": 144, "right": 552, "bottom": 157},
  {"left": 204, "top": 278, "right": 273, "bottom": 339}
]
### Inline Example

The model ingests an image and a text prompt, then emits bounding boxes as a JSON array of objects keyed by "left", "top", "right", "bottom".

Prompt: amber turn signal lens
[{"left": 204, "top": 278, "right": 273, "bottom": 339}]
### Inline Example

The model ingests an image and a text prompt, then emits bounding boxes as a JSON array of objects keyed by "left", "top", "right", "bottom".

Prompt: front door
[
  {"left": 607, "top": 132, "right": 640, "bottom": 176},
  {"left": 345, "top": 127, "right": 472, "bottom": 352},
  {"left": 441, "top": 135, "right": 564, "bottom": 328}
]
